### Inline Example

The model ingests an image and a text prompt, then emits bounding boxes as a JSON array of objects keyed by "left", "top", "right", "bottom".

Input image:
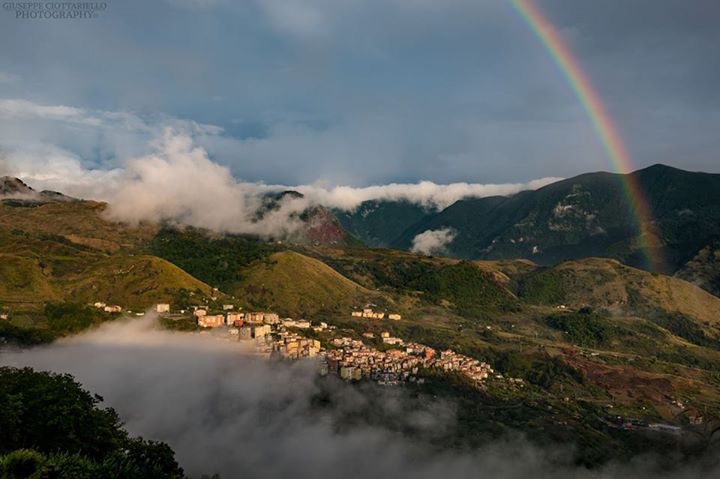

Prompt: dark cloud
[{"left": 0, "top": 1, "right": 717, "bottom": 185}]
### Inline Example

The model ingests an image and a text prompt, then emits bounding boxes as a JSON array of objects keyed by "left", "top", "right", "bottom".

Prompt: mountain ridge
[{"left": 387, "top": 164, "right": 720, "bottom": 277}]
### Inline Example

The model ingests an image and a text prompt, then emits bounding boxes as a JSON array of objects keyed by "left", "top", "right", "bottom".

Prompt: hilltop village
[{"left": 95, "top": 301, "right": 512, "bottom": 388}]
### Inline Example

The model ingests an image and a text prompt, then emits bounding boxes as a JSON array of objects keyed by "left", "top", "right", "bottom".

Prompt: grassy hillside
[
  {"left": 0, "top": 254, "right": 59, "bottom": 303},
  {"left": 518, "top": 258, "right": 720, "bottom": 327},
  {"left": 0, "top": 228, "right": 214, "bottom": 311},
  {"left": 312, "top": 247, "right": 520, "bottom": 318},
  {"left": 677, "top": 242, "right": 720, "bottom": 297},
  {"left": 62, "top": 255, "right": 213, "bottom": 307},
  {"left": 148, "top": 226, "right": 278, "bottom": 291},
  {"left": 0, "top": 200, "right": 156, "bottom": 252},
  {"left": 234, "top": 251, "right": 378, "bottom": 317}
]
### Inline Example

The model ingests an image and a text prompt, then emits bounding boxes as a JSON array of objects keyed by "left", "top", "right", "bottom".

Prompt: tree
[{"left": 0, "top": 367, "right": 186, "bottom": 478}]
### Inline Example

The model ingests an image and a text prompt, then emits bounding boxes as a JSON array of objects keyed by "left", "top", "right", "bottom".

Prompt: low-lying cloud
[
  {"left": 2, "top": 127, "right": 559, "bottom": 237},
  {"left": 0, "top": 98, "right": 562, "bottom": 238},
  {"left": 1, "top": 316, "right": 718, "bottom": 479},
  {"left": 411, "top": 227, "right": 457, "bottom": 255}
]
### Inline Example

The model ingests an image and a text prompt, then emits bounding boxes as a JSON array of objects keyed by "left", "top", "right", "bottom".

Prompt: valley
[{"left": 3, "top": 171, "right": 720, "bottom": 468}]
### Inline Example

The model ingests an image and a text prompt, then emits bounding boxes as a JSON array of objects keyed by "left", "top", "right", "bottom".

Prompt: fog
[
  {"left": 2, "top": 316, "right": 718, "bottom": 478},
  {"left": 411, "top": 227, "right": 458, "bottom": 255}
]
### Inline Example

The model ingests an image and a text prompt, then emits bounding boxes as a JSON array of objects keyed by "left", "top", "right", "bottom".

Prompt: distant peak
[
  {"left": 638, "top": 163, "right": 677, "bottom": 172},
  {"left": 0, "top": 176, "right": 35, "bottom": 196},
  {"left": 0, "top": 177, "right": 77, "bottom": 202}
]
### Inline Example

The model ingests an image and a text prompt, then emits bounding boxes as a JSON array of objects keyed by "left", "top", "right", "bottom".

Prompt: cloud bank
[
  {"left": 2, "top": 316, "right": 718, "bottom": 479},
  {"left": 411, "top": 227, "right": 458, "bottom": 255},
  {"left": 0, "top": 98, "right": 561, "bottom": 236}
]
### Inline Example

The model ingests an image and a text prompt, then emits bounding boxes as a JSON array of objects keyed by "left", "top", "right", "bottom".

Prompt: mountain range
[
  {"left": 4, "top": 165, "right": 720, "bottom": 463},
  {"left": 336, "top": 164, "right": 720, "bottom": 294}
]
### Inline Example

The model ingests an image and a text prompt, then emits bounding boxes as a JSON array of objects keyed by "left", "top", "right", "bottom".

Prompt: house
[
  {"left": 104, "top": 305, "right": 122, "bottom": 313},
  {"left": 226, "top": 312, "right": 244, "bottom": 326},
  {"left": 244, "top": 312, "right": 265, "bottom": 324},
  {"left": 222, "top": 304, "right": 235, "bottom": 310},
  {"left": 282, "top": 318, "right": 310, "bottom": 329},
  {"left": 312, "top": 321, "right": 329, "bottom": 332},
  {"left": 93, "top": 302, "right": 106, "bottom": 308},
  {"left": 156, "top": 303, "right": 170, "bottom": 313},
  {"left": 340, "top": 366, "right": 361, "bottom": 381},
  {"left": 252, "top": 324, "right": 271, "bottom": 338},
  {"left": 388, "top": 314, "right": 402, "bottom": 321},
  {"left": 193, "top": 309, "right": 207, "bottom": 317},
  {"left": 351, "top": 311, "right": 363, "bottom": 317},
  {"left": 198, "top": 315, "right": 224, "bottom": 328},
  {"left": 239, "top": 324, "right": 271, "bottom": 339}
]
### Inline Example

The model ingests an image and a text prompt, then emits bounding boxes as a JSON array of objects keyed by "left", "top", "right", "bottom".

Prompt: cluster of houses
[
  {"left": 194, "top": 307, "right": 336, "bottom": 357},
  {"left": 434, "top": 350, "right": 496, "bottom": 383},
  {"left": 323, "top": 336, "right": 495, "bottom": 386},
  {"left": 193, "top": 305, "right": 248, "bottom": 328},
  {"left": 87, "top": 299, "right": 499, "bottom": 389},
  {"left": 351, "top": 308, "right": 402, "bottom": 321},
  {"left": 324, "top": 336, "right": 431, "bottom": 385}
]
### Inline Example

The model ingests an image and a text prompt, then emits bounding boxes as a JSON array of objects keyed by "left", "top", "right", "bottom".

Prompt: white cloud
[
  {"left": 102, "top": 129, "right": 309, "bottom": 237},
  {"left": 0, "top": 97, "right": 562, "bottom": 238},
  {"left": 294, "top": 177, "right": 561, "bottom": 211},
  {"left": 0, "top": 98, "right": 99, "bottom": 125},
  {"left": 411, "top": 228, "right": 457, "bottom": 255}
]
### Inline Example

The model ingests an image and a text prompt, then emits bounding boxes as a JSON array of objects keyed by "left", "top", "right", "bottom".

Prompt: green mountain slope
[
  {"left": 518, "top": 257, "right": 720, "bottom": 327},
  {"left": 0, "top": 228, "right": 213, "bottom": 309},
  {"left": 392, "top": 165, "right": 720, "bottom": 276},
  {"left": 334, "top": 200, "right": 434, "bottom": 247},
  {"left": 0, "top": 198, "right": 157, "bottom": 252},
  {"left": 63, "top": 255, "right": 213, "bottom": 307},
  {"left": 233, "top": 250, "right": 379, "bottom": 317},
  {"left": 676, "top": 241, "right": 720, "bottom": 297}
]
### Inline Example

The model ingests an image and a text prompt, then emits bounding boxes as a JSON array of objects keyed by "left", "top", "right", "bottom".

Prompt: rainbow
[{"left": 511, "top": 0, "right": 661, "bottom": 271}]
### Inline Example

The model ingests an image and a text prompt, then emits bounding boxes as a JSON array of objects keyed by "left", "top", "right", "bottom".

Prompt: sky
[{"left": 0, "top": 0, "right": 718, "bottom": 190}]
